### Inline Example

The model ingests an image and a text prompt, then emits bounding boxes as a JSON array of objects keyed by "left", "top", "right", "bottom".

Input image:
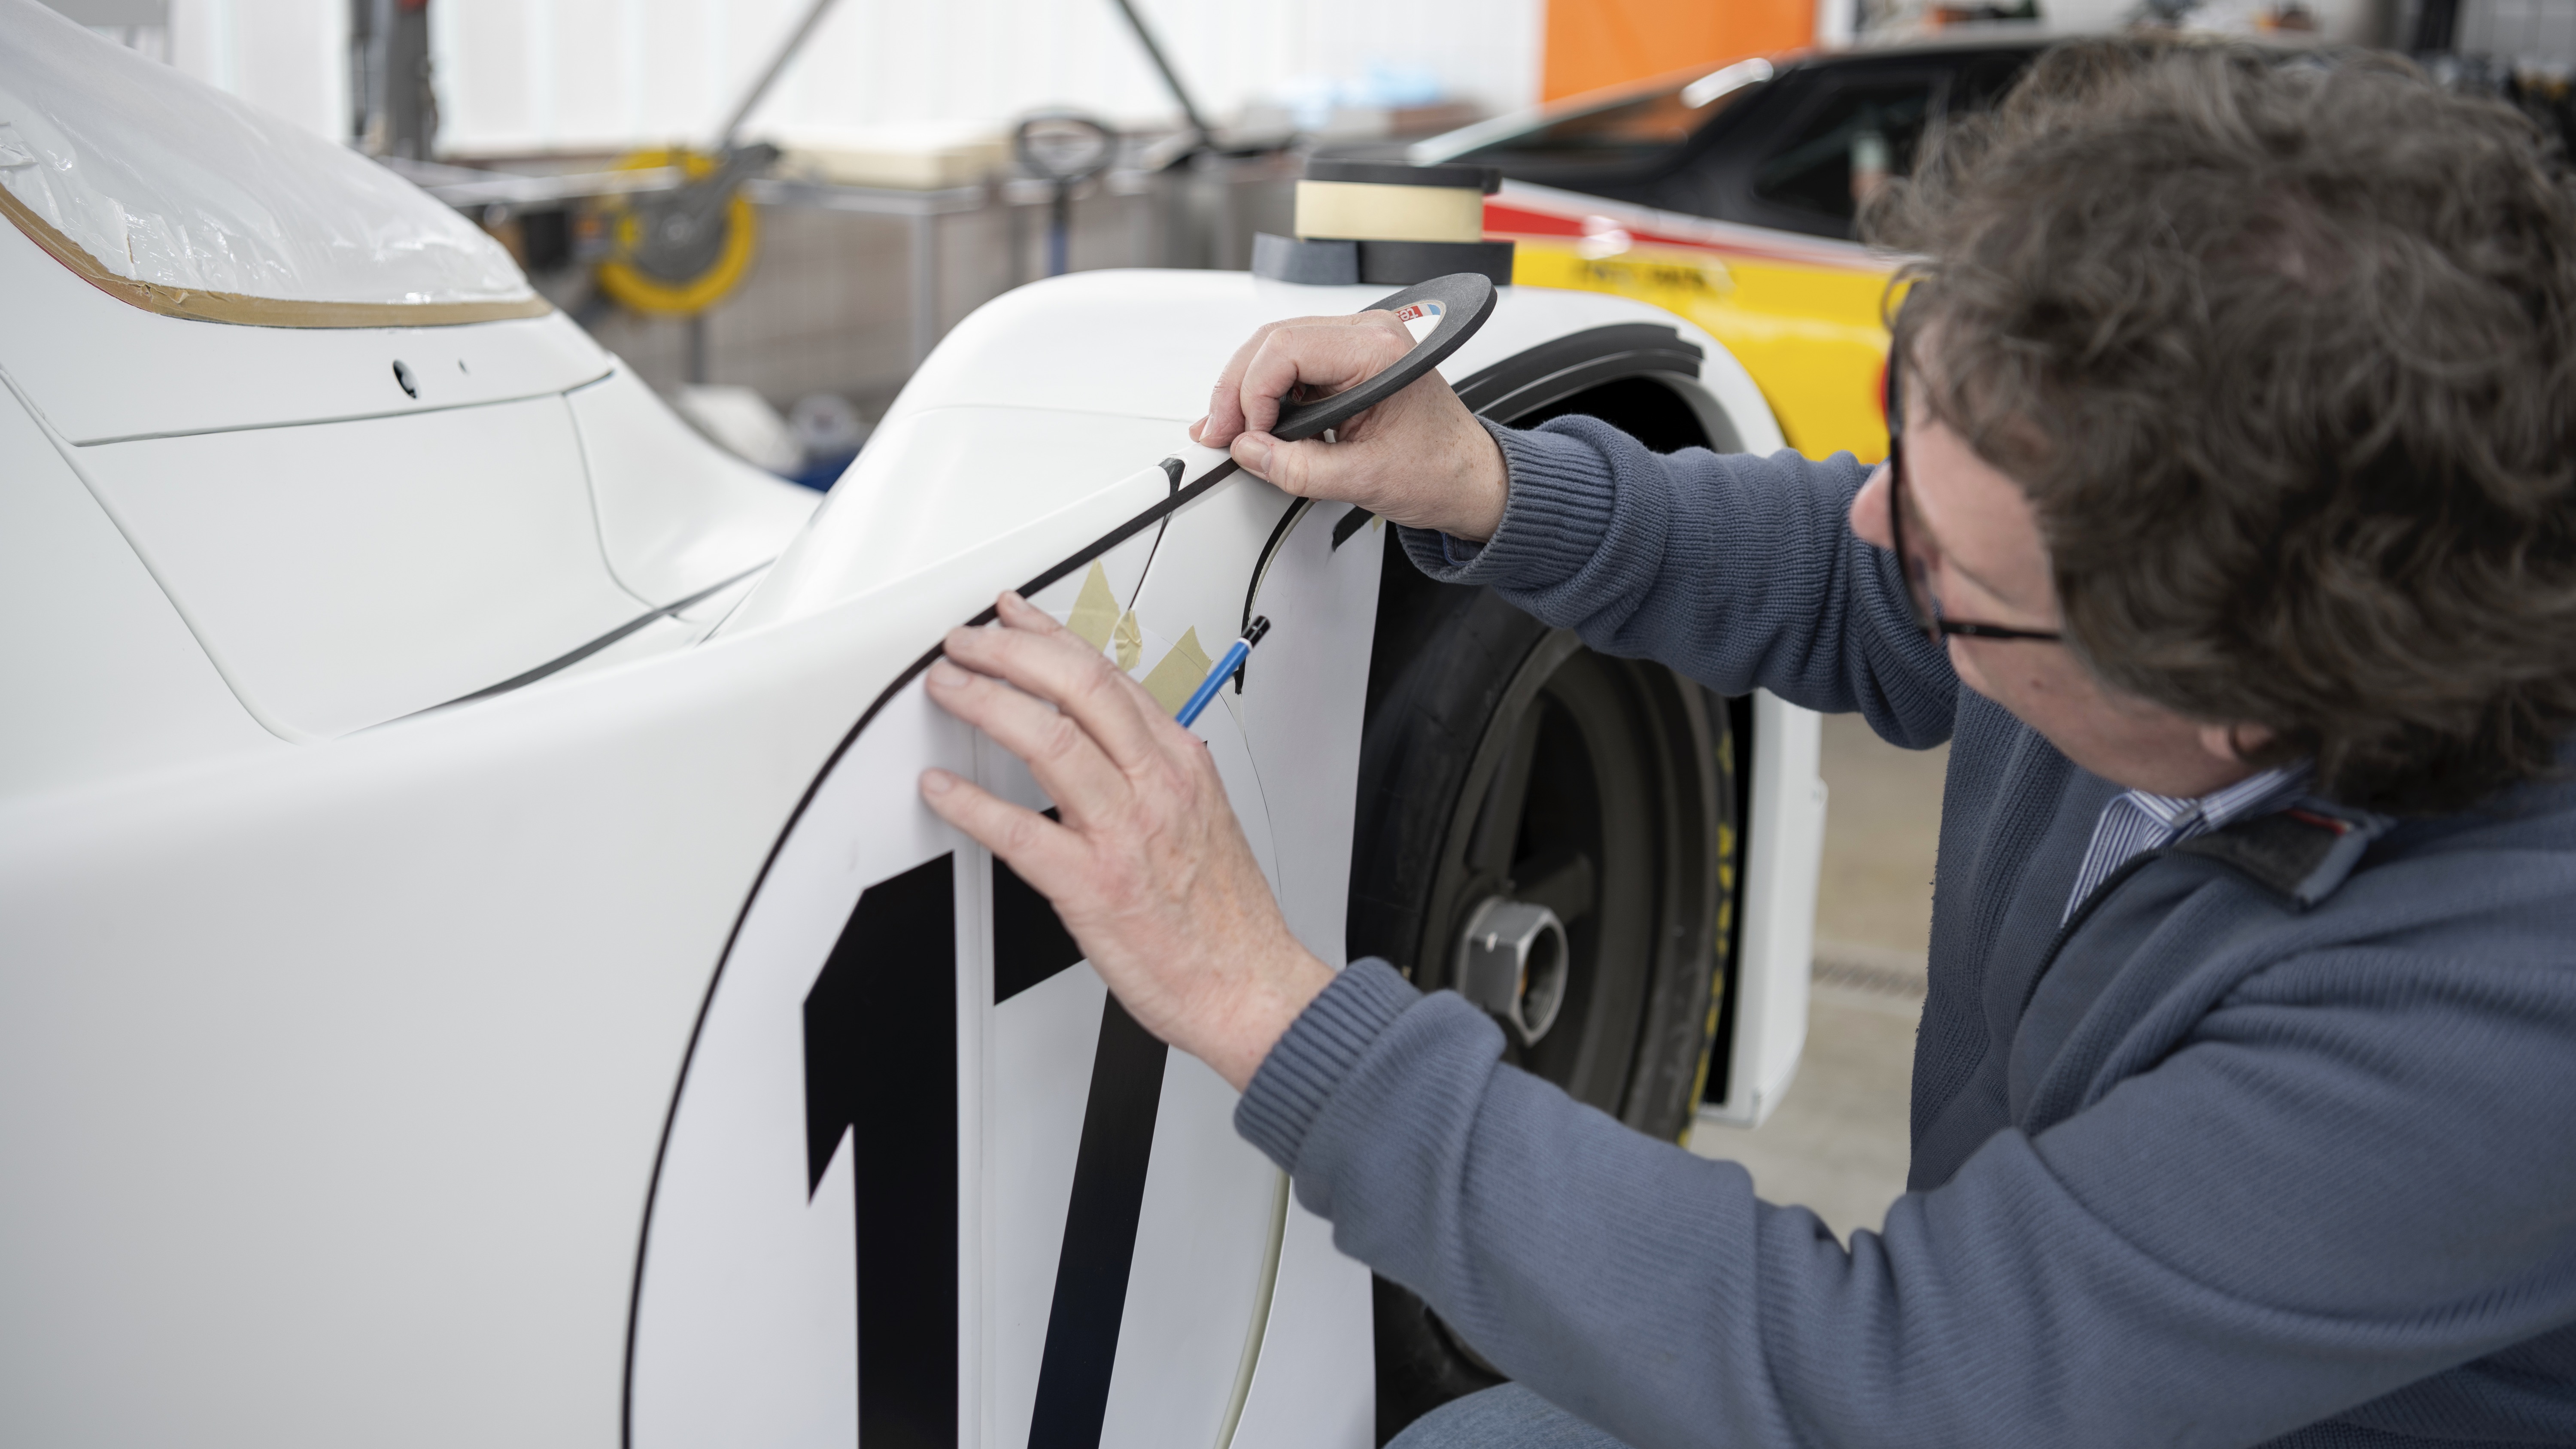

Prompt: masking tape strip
[
  {"left": 1140, "top": 626, "right": 1215, "bottom": 715},
  {"left": 1293, "top": 179, "right": 1487, "bottom": 245},
  {"left": 1066, "top": 561, "right": 1122, "bottom": 651},
  {"left": 1113, "top": 609, "right": 1145, "bottom": 673},
  {"left": 0, "top": 185, "right": 554, "bottom": 328}
]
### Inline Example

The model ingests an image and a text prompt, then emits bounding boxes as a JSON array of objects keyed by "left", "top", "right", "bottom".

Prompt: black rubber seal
[{"left": 1449, "top": 322, "right": 1704, "bottom": 419}]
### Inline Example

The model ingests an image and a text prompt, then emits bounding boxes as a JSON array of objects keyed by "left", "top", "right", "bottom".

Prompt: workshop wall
[
  {"left": 162, "top": 0, "right": 346, "bottom": 140},
  {"left": 423, "top": 0, "right": 1545, "bottom": 158},
  {"left": 563, "top": 157, "right": 1297, "bottom": 416}
]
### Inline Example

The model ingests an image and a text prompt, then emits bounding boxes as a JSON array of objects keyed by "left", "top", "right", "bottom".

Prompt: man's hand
[
  {"left": 919, "top": 592, "right": 1336, "bottom": 1092},
  {"left": 1191, "top": 311, "right": 1510, "bottom": 542}
]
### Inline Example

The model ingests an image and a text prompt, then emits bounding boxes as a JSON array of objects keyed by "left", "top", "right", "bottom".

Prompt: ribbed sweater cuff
[
  {"left": 1233, "top": 957, "right": 1421, "bottom": 1173},
  {"left": 1397, "top": 419, "right": 1618, "bottom": 589}
]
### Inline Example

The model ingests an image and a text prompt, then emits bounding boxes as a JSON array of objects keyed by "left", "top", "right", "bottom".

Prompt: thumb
[
  {"left": 1230, "top": 430, "right": 1277, "bottom": 480},
  {"left": 1237, "top": 429, "right": 1369, "bottom": 503}
]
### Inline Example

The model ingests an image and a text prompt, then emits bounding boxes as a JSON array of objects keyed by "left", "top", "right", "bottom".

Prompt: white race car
[{"left": 0, "top": 7, "right": 1825, "bottom": 1446}]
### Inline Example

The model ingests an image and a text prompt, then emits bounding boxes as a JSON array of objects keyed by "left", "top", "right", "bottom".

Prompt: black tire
[{"left": 1350, "top": 532, "right": 1737, "bottom": 1441}]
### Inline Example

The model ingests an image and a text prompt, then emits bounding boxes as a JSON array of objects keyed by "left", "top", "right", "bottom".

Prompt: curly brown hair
[{"left": 1866, "top": 39, "right": 2576, "bottom": 814}]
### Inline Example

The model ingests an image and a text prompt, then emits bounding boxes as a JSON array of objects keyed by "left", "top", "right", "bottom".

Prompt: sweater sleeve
[
  {"left": 1239, "top": 940, "right": 2576, "bottom": 1449},
  {"left": 1399, "top": 417, "right": 1957, "bottom": 749}
]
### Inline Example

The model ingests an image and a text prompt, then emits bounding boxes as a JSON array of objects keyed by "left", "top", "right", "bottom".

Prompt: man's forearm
[{"left": 1402, "top": 418, "right": 1959, "bottom": 747}]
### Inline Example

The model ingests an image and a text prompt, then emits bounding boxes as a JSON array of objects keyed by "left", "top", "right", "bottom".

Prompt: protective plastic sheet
[{"left": 0, "top": 0, "right": 544, "bottom": 325}]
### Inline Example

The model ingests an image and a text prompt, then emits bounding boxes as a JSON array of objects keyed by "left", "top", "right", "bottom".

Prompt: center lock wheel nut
[{"left": 1455, "top": 896, "right": 1570, "bottom": 1045}]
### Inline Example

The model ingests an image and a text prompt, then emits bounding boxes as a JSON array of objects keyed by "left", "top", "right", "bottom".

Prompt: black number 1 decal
[
  {"left": 803, "top": 854, "right": 958, "bottom": 1449},
  {"left": 995, "top": 848, "right": 1170, "bottom": 1449}
]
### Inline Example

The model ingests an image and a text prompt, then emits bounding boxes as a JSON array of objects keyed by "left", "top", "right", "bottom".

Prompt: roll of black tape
[
  {"left": 1358, "top": 239, "right": 1517, "bottom": 288},
  {"left": 1302, "top": 158, "right": 1503, "bottom": 194},
  {"left": 1251, "top": 233, "right": 1361, "bottom": 286},
  {"left": 1270, "top": 271, "right": 1498, "bottom": 442}
]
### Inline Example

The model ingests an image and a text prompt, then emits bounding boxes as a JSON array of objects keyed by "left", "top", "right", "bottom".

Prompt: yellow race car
[{"left": 1384, "top": 33, "right": 2048, "bottom": 462}]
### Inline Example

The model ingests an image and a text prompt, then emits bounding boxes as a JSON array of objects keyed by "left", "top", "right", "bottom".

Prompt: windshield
[
  {"left": 1457, "top": 59, "right": 1771, "bottom": 164},
  {"left": 0, "top": 0, "right": 541, "bottom": 325}
]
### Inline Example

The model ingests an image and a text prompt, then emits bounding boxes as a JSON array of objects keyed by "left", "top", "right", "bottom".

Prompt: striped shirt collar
[{"left": 2063, "top": 764, "right": 2311, "bottom": 923}]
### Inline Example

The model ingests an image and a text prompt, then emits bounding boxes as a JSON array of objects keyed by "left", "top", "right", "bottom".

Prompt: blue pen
[{"left": 1175, "top": 616, "right": 1272, "bottom": 727}]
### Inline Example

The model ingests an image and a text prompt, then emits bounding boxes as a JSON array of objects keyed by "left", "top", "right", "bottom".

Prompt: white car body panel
[
  {"left": 78, "top": 395, "right": 642, "bottom": 738},
  {"left": 1709, "top": 690, "right": 1831, "bottom": 1127},
  {"left": 1227, "top": 1197, "right": 1379, "bottom": 1449},
  {"left": 0, "top": 377, "right": 282, "bottom": 796},
  {"left": 735, "top": 407, "right": 1198, "bottom": 630},
  {"left": 2, "top": 159, "right": 1824, "bottom": 1443},
  {"left": 0, "top": 223, "right": 610, "bottom": 444},
  {"left": 0, "top": 461, "right": 1163, "bottom": 1446},
  {"left": 0, "top": 222, "right": 821, "bottom": 747},
  {"left": 566, "top": 367, "right": 830, "bottom": 609},
  {"left": 851, "top": 268, "right": 1786, "bottom": 452}
]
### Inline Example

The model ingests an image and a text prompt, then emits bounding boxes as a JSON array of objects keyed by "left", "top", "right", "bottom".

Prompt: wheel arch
[{"left": 1375, "top": 319, "right": 1823, "bottom": 1127}]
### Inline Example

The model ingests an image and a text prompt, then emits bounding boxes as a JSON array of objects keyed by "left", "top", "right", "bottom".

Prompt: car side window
[
  {"left": 1947, "top": 52, "right": 2035, "bottom": 116},
  {"left": 1463, "top": 79, "right": 1764, "bottom": 168},
  {"left": 1750, "top": 80, "right": 1935, "bottom": 227}
]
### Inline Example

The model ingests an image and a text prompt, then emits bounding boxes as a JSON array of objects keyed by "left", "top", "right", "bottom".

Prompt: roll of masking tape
[{"left": 1294, "top": 180, "right": 1488, "bottom": 244}]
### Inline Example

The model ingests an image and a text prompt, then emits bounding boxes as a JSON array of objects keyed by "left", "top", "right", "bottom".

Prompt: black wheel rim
[{"left": 1411, "top": 630, "right": 1725, "bottom": 1126}]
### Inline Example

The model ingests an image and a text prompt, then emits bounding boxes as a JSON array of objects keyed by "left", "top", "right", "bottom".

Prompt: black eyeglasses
[{"left": 1882, "top": 361, "right": 2063, "bottom": 645}]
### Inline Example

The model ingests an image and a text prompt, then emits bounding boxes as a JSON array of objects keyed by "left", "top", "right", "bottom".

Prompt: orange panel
[{"left": 1542, "top": 0, "right": 1816, "bottom": 101}]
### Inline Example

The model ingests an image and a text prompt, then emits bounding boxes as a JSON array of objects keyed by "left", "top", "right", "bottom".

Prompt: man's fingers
[
  {"left": 992, "top": 589, "right": 1075, "bottom": 641},
  {"left": 1235, "top": 429, "right": 1364, "bottom": 501},
  {"left": 943, "top": 598, "right": 1164, "bottom": 771},
  {"left": 1235, "top": 323, "right": 1406, "bottom": 439},
  {"left": 1200, "top": 320, "right": 1284, "bottom": 446},
  {"left": 918, "top": 769, "right": 1089, "bottom": 893},
  {"left": 1207, "top": 314, "right": 1398, "bottom": 442},
  {"left": 1203, "top": 311, "right": 1425, "bottom": 450},
  {"left": 923, "top": 657, "right": 1133, "bottom": 818},
  {"left": 990, "top": 592, "right": 1203, "bottom": 759}
]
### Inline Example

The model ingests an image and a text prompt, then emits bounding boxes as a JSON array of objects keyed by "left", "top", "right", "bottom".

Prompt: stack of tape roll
[{"left": 1251, "top": 159, "right": 1516, "bottom": 287}]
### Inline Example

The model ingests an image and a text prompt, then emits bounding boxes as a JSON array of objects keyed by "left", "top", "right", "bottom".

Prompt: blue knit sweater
[{"left": 1232, "top": 417, "right": 2576, "bottom": 1449}]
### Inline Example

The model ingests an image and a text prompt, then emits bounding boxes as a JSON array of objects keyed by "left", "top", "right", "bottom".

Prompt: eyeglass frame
[{"left": 1881, "top": 358, "right": 2065, "bottom": 646}]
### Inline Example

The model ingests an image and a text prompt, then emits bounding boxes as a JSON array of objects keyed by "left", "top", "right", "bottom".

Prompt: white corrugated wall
[
  {"left": 146, "top": 0, "right": 1540, "bottom": 155},
  {"left": 430, "top": 0, "right": 1543, "bottom": 156},
  {"left": 163, "top": 0, "right": 349, "bottom": 141}
]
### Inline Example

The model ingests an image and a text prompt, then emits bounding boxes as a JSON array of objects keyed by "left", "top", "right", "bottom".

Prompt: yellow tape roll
[{"left": 1293, "top": 180, "right": 1487, "bottom": 244}]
